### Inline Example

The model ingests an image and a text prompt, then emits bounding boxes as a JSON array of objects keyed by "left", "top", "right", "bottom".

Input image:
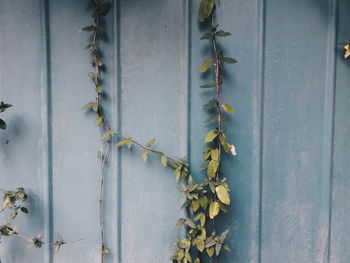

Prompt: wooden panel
[
  {"left": 119, "top": 0, "right": 189, "bottom": 261},
  {"left": 0, "top": 0, "right": 50, "bottom": 262},
  {"left": 261, "top": 0, "right": 336, "bottom": 262},
  {"left": 329, "top": 0, "right": 350, "bottom": 262}
]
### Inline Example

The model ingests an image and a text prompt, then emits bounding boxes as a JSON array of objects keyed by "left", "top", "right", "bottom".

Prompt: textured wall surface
[{"left": 0, "top": 0, "right": 349, "bottom": 262}]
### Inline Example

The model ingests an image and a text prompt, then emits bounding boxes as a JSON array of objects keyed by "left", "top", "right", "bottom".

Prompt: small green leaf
[
  {"left": 205, "top": 129, "right": 219, "bottom": 142},
  {"left": 20, "top": 207, "right": 29, "bottom": 214},
  {"left": 115, "top": 138, "right": 133, "bottom": 147},
  {"left": 199, "top": 83, "right": 216, "bottom": 89},
  {"left": 198, "top": 0, "right": 215, "bottom": 22},
  {"left": 80, "top": 25, "right": 102, "bottom": 32},
  {"left": 161, "top": 155, "right": 168, "bottom": 167},
  {"left": 200, "top": 33, "right": 212, "bottom": 40},
  {"left": 209, "top": 202, "right": 220, "bottom": 219},
  {"left": 95, "top": 86, "right": 103, "bottom": 94},
  {"left": 96, "top": 115, "right": 103, "bottom": 127},
  {"left": 101, "top": 130, "right": 115, "bottom": 140},
  {"left": 215, "top": 185, "right": 230, "bottom": 205},
  {"left": 200, "top": 59, "right": 213, "bottom": 73},
  {"left": 0, "top": 119, "right": 6, "bottom": 129},
  {"left": 192, "top": 200, "right": 200, "bottom": 212},
  {"left": 222, "top": 104, "right": 235, "bottom": 114},
  {"left": 222, "top": 57, "right": 237, "bottom": 64},
  {"left": 142, "top": 150, "right": 148, "bottom": 162},
  {"left": 211, "top": 148, "right": 219, "bottom": 161},
  {"left": 219, "top": 133, "right": 231, "bottom": 152},
  {"left": 196, "top": 238, "right": 205, "bottom": 252},
  {"left": 204, "top": 115, "right": 217, "bottom": 124},
  {"left": 203, "top": 99, "right": 216, "bottom": 108},
  {"left": 84, "top": 43, "right": 96, "bottom": 50},
  {"left": 146, "top": 138, "right": 156, "bottom": 148},
  {"left": 80, "top": 102, "right": 97, "bottom": 111},
  {"left": 216, "top": 30, "right": 231, "bottom": 37},
  {"left": 194, "top": 258, "right": 201, "bottom": 263},
  {"left": 88, "top": 72, "right": 97, "bottom": 78},
  {"left": 199, "top": 196, "right": 208, "bottom": 210},
  {"left": 207, "top": 160, "right": 219, "bottom": 179},
  {"left": 207, "top": 247, "right": 215, "bottom": 257},
  {"left": 0, "top": 102, "right": 12, "bottom": 112},
  {"left": 93, "top": 1, "right": 111, "bottom": 17}
]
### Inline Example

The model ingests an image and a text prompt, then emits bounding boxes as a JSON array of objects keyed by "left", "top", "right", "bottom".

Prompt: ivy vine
[{"left": 81, "top": 0, "right": 236, "bottom": 262}]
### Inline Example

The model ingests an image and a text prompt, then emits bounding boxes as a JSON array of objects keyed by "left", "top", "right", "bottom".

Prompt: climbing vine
[{"left": 81, "top": 0, "right": 236, "bottom": 262}]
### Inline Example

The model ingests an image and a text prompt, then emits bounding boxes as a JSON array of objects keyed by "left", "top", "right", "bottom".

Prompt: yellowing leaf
[
  {"left": 146, "top": 138, "right": 156, "bottom": 148},
  {"left": 206, "top": 247, "right": 215, "bottom": 257},
  {"left": 95, "top": 115, "right": 102, "bottom": 127},
  {"left": 115, "top": 138, "right": 132, "bottom": 147},
  {"left": 211, "top": 148, "right": 219, "bottom": 161},
  {"left": 222, "top": 104, "right": 235, "bottom": 114},
  {"left": 207, "top": 160, "right": 219, "bottom": 179},
  {"left": 209, "top": 201, "right": 220, "bottom": 219},
  {"left": 194, "top": 259, "right": 201, "bottom": 263},
  {"left": 142, "top": 150, "right": 148, "bottom": 162},
  {"left": 200, "top": 59, "right": 213, "bottom": 73},
  {"left": 101, "top": 130, "right": 115, "bottom": 140},
  {"left": 196, "top": 238, "right": 205, "bottom": 252},
  {"left": 198, "top": 0, "right": 215, "bottom": 22},
  {"left": 215, "top": 185, "right": 230, "bottom": 205},
  {"left": 205, "top": 129, "right": 219, "bottom": 142},
  {"left": 80, "top": 101, "right": 97, "bottom": 111},
  {"left": 192, "top": 200, "right": 200, "bottom": 212},
  {"left": 161, "top": 155, "right": 168, "bottom": 167},
  {"left": 345, "top": 44, "right": 350, "bottom": 59}
]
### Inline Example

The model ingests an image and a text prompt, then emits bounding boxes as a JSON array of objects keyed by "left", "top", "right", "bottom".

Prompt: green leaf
[
  {"left": 200, "top": 59, "right": 213, "bottom": 73},
  {"left": 219, "top": 133, "right": 231, "bottom": 152},
  {"left": 209, "top": 202, "right": 220, "bottom": 219},
  {"left": 88, "top": 72, "right": 97, "bottom": 78},
  {"left": 142, "top": 150, "right": 148, "bottom": 162},
  {"left": 93, "top": 1, "right": 111, "bottom": 17},
  {"left": 203, "top": 99, "right": 216, "bottom": 108},
  {"left": 211, "top": 148, "right": 219, "bottom": 161},
  {"left": 207, "top": 160, "right": 219, "bottom": 179},
  {"left": 198, "top": 0, "right": 215, "bottom": 22},
  {"left": 204, "top": 116, "right": 217, "bottom": 124},
  {"left": 216, "top": 30, "right": 231, "bottom": 37},
  {"left": 200, "top": 33, "right": 212, "bottom": 40},
  {"left": 196, "top": 238, "right": 205, "bottom": 252},
  {"left": 161, "top": 155, "right": 168, "bottom": 167},
  {"left": 115, "top": 138, "right": 133, "bottom": 147},
  {"left": 194, "top": 258, "right": 201, "bottom": 263},
  {"left": 20, "top": 207, "right": 29, "bottom": 214},
  {"left": 222, "top": 57, "right": 237, "bottom": 64},
  {"left": 199, "top": 196, "right": 208, "bottom": 210},
  {"left": 80, "top": 102, "right": 98, "bottom": 111},
  {"left": 192, "top": 200, "right": 200, "bottom": 212},
  {"left": 84, "top": 43, "right": 96, "bottom": 50},
  {"left": 95, "top": 115, "right": 103, "bottom": 127},
  {"left": 95, "top": 86, "right": 103, "bottom": 94},
  {"left": 205, "top": 129, "right": 219, "bottom": 142},
  {"left": 215, "top": 185, "right": 230, "bottom": 205},
  {"left": 199, "top": 83, "right": 216, "bottom": 89},
  {"left": 0, "top": 119, "right": 6, "bottom": 129},
  {"left": 222, "top": 104, "right": 235, "bottom": 114},
  {"left": 80, "top": 25, "right": 102, "bottom": 32},
  {"left": 146, "top": 138, "right": 156, "bottom": 148},
  {"left": 101, "top": 130, "right": 115, "bottom": 140},
  {"left": 0, "top": 102, "right": 12, "bottom": 112},
  {"left": 206, "top": 247, "right": 215, "bottom": 257}
]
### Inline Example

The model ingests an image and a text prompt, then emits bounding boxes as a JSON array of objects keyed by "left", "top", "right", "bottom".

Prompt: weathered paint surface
[{"left": 0, "top": 0, "right": 349, "bottom": 262}]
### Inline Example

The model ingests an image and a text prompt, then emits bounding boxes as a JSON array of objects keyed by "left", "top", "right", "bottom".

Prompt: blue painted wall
[{"left": 0, "top": 0, "right": 349, "bottom": 262}]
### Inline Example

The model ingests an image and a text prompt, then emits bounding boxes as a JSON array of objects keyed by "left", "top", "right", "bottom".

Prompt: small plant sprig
[
  {"left": 0, "top": 188, "right": 75, "bottom": 254},
  {"left": 0, "top": 101, "right": 12, "bottom": 130}
]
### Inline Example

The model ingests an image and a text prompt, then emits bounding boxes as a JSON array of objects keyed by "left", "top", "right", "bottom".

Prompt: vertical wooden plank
[
  {"left": 190, "top": 0, "right": 263, "bottom": 262},
  {"left": 119, "top": 0, "right": 189, "bottom": 261},
  {"left": 0, "top": 0, "right": 49, "bottom": 262},
  {"left": 48, "top": 0, "right": 117, "bottom": 262},
  {"left": 261, "top": 0, "right": 334, "bottom": 262},
  {"left": 329, "top": 0, "right": 350, "bottom": 262}
]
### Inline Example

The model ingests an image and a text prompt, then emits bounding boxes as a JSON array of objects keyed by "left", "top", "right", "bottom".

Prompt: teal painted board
[
  {"left": 0, "top": 0, "right": 50, "bottom": 262},
  {"left": 330, "top": 0, "right": 350, "bottom": 262},
  {"left": 1, "top": 0, "right": 350, "bottom": 262},
  {"left": 261, "top": 0, "right": 336, "bottom": 262},
  {"left": 119, "top": 0, "right": 189, "bottom": 262}
]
